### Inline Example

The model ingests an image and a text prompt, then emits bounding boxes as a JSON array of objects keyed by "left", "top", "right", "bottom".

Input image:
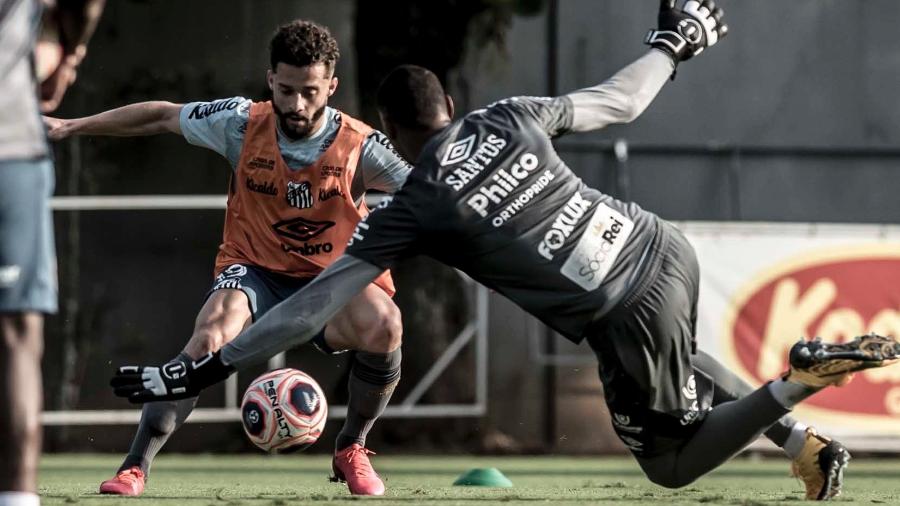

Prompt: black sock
[
  {"left": 692, "top": 350, "right": 797, "bottom": 447},
  {"left": 638, "top": 386, "right": 791, "bottom": 488},
  {"left": 335, "top": 349, "right": 401, "bottom": 451},
  {"left": 119, "top": 353, "right": 199, "bottom": 476}
]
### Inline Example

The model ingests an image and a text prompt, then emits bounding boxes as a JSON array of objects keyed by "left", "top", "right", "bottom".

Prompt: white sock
[
  {"left": 766, "top": 379, "right": 817, "bottom": 409},
  {"left": 0, "top": 492, "right": 40, "bottom": 506},
  {"left": 782, "top": 422, "right": 809, "bottom": 459}
]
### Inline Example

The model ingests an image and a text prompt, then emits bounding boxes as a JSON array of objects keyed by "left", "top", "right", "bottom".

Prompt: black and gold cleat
[
  {"left": 785, "top": 333, "right": 900, "bottom": 388},
  {"left": 791, "top": 428, "right": 850, "bottom": 501}
]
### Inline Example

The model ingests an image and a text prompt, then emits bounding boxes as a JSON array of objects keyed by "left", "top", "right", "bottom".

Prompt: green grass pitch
[{"left": 39, "top": 454, "right": 900, "bottom": 505}]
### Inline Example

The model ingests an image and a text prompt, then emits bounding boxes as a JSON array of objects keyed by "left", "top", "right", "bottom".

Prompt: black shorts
[
  {"left": 207, "top": 264, "right": 337, "bottom": 354},
  {"left": 586, "top": 221, "right": 713, "bottom": 457}
]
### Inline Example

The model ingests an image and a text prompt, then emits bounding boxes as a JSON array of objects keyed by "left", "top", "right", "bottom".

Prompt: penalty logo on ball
[{"left": 240, "top": 368, "right": 328, "bottom": 453}]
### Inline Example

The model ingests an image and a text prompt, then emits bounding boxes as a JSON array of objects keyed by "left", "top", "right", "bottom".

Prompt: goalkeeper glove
[
  {"left": 110, "top": 351, "right": 234, "bottom": 403},
  {"left": 645, "top": 0, "right": 728, "bottom": 63}
]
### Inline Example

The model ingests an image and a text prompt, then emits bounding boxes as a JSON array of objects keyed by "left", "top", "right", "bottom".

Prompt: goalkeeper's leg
[
  {"left": 692, "top": 350, "right": 807, "bottom": 456},
  {"left": 638, "top": 334, "right": 899, "bottom": 495},
  {"left": 692, "top": 349, "right": 850, "bottom": 500}
]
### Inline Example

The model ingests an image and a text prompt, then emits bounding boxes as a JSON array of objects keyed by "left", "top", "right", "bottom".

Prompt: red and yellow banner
[{"left": 684, "top": 222, "right": 900, "bottom": 436}]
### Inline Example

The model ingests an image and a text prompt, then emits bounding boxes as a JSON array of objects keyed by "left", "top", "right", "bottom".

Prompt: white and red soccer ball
[{"left": 240, "top": 368, "right": 328, "bottom": 453}]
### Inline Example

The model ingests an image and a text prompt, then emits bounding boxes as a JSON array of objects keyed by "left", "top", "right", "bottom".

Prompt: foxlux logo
[
  {"left": 466, "top": 153, "right": 540, "bottom": 217},
  {"left": 537, "top": 193, "right": 592, "bottom": 260}
]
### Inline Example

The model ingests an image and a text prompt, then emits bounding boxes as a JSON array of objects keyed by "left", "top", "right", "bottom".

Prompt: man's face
[{"left": 268, "top": 62, "right": 337, "bottom": 139}]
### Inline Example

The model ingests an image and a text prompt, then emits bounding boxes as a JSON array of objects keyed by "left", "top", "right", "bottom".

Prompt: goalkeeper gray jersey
[{"left": 348, "top": 95, "right": 662, "bottom": 342}]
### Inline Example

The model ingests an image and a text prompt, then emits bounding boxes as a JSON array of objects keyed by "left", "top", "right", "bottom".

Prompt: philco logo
[
  {"left": 725, "top": 246, "right": 900, "bottom": 424},
  {"left": 465, "top": 152, "right": 541, "bottom": 217}
]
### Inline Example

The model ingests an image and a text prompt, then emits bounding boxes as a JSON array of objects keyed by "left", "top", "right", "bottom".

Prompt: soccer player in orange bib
[{"left": 45, "top": 20, "right": 406, "bottom": 496}]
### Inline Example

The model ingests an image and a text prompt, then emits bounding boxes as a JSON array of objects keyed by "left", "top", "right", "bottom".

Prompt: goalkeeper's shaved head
[
  {"left": 377, "top": 65, "right": 452, "bottom": 132},
  {"left": 376, "top": 65, "right": 454, "bottom": 161}
]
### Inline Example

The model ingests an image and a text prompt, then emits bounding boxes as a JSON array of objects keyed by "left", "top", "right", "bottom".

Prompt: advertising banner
[{"left": 684, "top": 222, "right": 900, "bottom": 438}]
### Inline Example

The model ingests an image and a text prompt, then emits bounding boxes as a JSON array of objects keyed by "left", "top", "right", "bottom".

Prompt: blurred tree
[
  {"left": 353, "top": 0, "right": 545, "bottom": 451},
  {"left": 354, "top": 0, "right": 545, "bottom": 125}
]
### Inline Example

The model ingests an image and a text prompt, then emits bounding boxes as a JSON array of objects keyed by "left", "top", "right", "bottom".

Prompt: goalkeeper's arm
[
  {"left": 219, "top": 255, "right": 383, "bottom": 369},
  {"left": 111, "top": 256, "right": 383, "bottom": 403},
  {"left": 566, "top": 50, "right": 674, "bottom": 133},
  {"left": 566, "top": 0, "right": 728, "bottom": 133}
]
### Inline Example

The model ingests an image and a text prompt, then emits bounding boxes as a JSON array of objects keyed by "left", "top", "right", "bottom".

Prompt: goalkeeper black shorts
[{"left": 586, "top": 221, "right": 713, "bottom": 457}]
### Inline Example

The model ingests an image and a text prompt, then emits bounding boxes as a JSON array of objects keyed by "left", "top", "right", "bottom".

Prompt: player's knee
[
  {"left": 353, "top": 303, "right": 402, "bottom": 354},
  {"left": 0, "top": 313, "right": 43, "bottom": 357}
]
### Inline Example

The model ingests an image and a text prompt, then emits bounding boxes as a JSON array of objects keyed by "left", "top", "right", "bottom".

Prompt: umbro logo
[
  {"left": 440, "top": 134, "right": 476, "bottom": 166},
  {"left": 272, "top": 217, "right": 335, "bottom": 242}
]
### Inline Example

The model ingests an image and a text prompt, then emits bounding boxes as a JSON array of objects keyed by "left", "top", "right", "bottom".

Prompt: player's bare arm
[
  {"left": 37, "top": 0, "right": 107, "bottom": 112},
  {"left": 43, "top": 101, "right": 183, "bottom": 140}
]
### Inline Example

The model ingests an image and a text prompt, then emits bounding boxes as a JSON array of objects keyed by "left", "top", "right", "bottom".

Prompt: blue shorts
[
  {"left": 207, "top": 264, "right": 336, "bottom": 354},
  {"left": 0, "top": 158, "right": 57, "bottom": 313}
]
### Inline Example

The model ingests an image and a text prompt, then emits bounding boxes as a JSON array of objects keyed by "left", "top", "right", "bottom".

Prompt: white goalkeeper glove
[{"left": 645, "top": 0, "right": 729, "bottom": 64}]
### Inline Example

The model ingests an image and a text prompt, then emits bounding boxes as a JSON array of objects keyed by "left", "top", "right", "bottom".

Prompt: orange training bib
[{"left": 214, "top": 101, "right": 395, "bottom": 295}]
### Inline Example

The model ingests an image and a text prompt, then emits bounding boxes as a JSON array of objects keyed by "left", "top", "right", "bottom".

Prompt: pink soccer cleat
[
  {"left": 99, "top": 466, "right": 145, "bottom": 496},
  {"left": 331, "top": 444, "right": 385, "bottom": 496}
]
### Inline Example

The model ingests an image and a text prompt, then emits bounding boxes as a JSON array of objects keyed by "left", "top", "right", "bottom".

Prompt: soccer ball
[{"left": 240, "top": 368, "right": 328, "bottom": 453}]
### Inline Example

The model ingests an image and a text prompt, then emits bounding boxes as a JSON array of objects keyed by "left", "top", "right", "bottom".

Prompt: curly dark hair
[{"left": 269, "top": 20, "right": 340, "bottom": 71}]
